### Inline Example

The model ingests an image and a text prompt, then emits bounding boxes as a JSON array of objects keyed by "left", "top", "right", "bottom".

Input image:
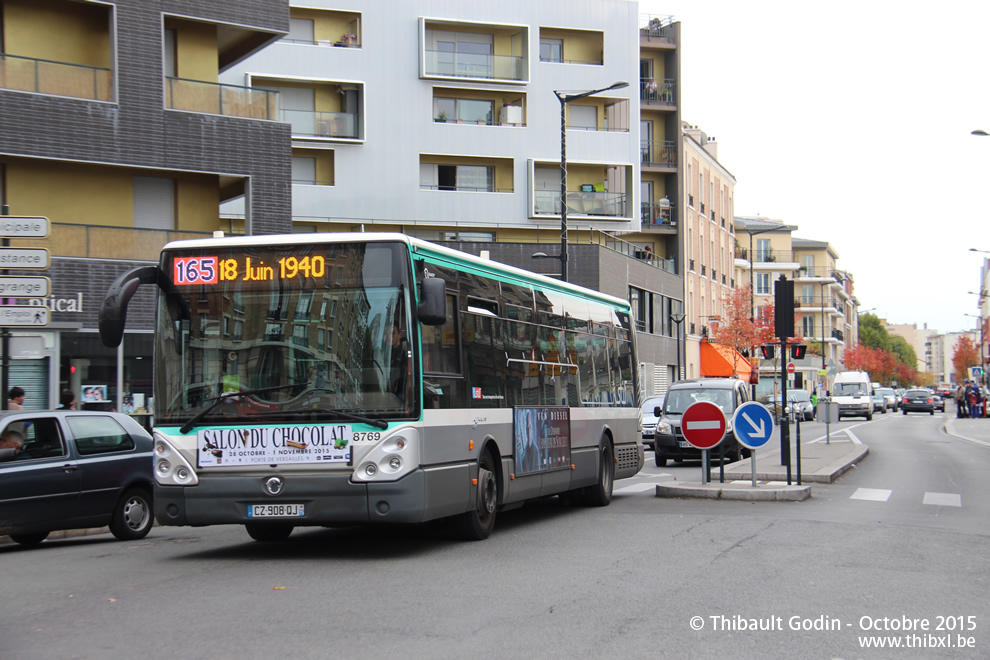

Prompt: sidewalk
[
  {"left": 942, "top": 416, "right": 990, "bottom": 448},
  {"left": 655, "top": 438, "right": 869, "bottom": 502}
]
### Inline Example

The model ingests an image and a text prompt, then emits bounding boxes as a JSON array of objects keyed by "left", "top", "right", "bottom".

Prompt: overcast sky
[{"left": 640, "top": 0, "right": 990, "bottom": 336}]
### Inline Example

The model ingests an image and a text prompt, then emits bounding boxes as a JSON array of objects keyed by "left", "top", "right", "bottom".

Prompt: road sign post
[
  {"left": 732, "top": 401, "right": 775, "bottom": 487},
  {"left": 816, "top": 400, "right": 840, "bottom": 444},
  {"left": 681, "top": 401, "right": 727, "bottom": 485}
]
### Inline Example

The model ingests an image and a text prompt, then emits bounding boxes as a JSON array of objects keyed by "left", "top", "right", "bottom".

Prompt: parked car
[
  {"left": 640, "top": 394, "right": 666, "bottom": 450},
  {"left": 0, "top": 411, "right": 154, "bottom": 546},
  {"left": 759, "top": 390, "right": 815, "bottom": 422},
  {"left": 653, "top": 378, "right": 751, "bottom": 467},
  {"left": 872, "top": 390, "right": 887, "bottom": 414},
  {"left": 900, "top": 389, "right": 935, "bottom": 415},
  {"left": 878, "top": 387, "right": 897, "bottom": 411},
  {"left": 933, "top": 395, "right": 945, "bottom": 412}
]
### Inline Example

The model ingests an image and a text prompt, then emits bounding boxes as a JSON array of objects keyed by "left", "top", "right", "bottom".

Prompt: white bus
[{"left": 100, "top": 233, "right": 643, "bottom": 541}]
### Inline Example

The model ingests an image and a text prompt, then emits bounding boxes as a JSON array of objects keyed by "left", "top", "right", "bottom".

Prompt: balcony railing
[
  {"left": 534, "top": 190, "right": 627, "bottom": 217},
  {"left": 795, "top": 296, "right": 840, "bottom": 310},
  {"left": 0, "top": 53, "right": 112, "bottom": 101},
  {"left": 166, "top": 77, "right": 278, "bottom": 120},
  {"left": 832, "top": 329, "right": 845, "bottom": 341},
  {"left": 640, "top": 140, "right": 677, "bottom": 167},
  {"left": 280, "top": 108, "right": 358, "bottom": 138},
  {"left": 642, "top": 201, "right": 676, "bottom": 226},
  {"left": 423, "top": 50, "right": 525, "bottom": 81},
  {"left": 735, "top": 248, "right": 798, "bottom": 263},
  {"left": 639, "top": 15, "right": 676, "bottom": 43},
  {"left": 640, "top": 78, "right": 675, "bottom": 104},
  {"left": 10, "top": 223, "right": 238, "bottom": 261}
]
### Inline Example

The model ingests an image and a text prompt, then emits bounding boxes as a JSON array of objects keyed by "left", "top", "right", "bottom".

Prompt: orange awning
[{"left": 700, "top": 341, "right": 754, "bottom": 379}]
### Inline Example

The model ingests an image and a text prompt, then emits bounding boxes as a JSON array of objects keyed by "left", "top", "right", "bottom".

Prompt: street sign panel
[
  {"left": 0, "top": 305, "right": 49, "bottom": 327},
  {"left": 817, "top": 401, "right": 840, "bottom": 424},
  {"left": 732, "top": 402, "right": 775, "bottom": 450},
  {"left": 0, "top": 216, "right": 49, "bottom": 238},
  {"left": 787, "top": 362, "right": 796, "bottom": 374},
  {"left": 0, "top": 248, "right": 49, "bottom": 270},
  {"left": 0, "top": 276, "right": 50, "bottom": 298},
  {"left": 680, "top": 401, "right": 727, "bottom": 450}
]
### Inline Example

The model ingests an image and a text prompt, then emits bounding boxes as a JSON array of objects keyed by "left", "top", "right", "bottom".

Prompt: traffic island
[{"left": 655, "top": 480, "right": 811, "bottom": 501}]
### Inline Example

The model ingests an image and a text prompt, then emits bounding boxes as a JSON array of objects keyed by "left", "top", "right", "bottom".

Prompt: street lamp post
[
  {"left": 671, "top": 311, "right": 686, "bottom": 382},
  {"left": 554, "top": 81, "right": 628, "bottom": 283}
]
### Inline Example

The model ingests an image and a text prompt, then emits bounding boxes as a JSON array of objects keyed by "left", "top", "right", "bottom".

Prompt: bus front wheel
[{"left": 454, "top": 451, "right": 498, "bottom": 541}]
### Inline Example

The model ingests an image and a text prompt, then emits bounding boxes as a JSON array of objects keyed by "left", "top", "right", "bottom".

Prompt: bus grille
[{"left": 616, "top": 445, "right": 638, "bottom": 471}]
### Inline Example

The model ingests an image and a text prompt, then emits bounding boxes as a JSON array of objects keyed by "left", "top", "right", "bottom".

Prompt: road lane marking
[
  {"left": 923, "top": 492, "right": 961, "bottom": 507},
  {"left": 850, "top": 488, "right": 892, "bottom": 502},
  {"left": 615, "top": 482, "right": 666, "bottom": 493}
]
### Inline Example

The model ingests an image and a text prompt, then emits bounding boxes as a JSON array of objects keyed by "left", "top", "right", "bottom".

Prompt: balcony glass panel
[
  {"left": 0, "top": 54, "right": 112, "bottom": 101},
  {"left": 166, "top": 77, "right": 277, "bottom": 120},
  {"left": 281, "top": 109, "right": 358, "bottom": 138},
  {"left": 534, "top": 190, "right": 627, "bottom": 217},
  {"left": 424, "top": 50, "right": 524, "bottom": 81}
]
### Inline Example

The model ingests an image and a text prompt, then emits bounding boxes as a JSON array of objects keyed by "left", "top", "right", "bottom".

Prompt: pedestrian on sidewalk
[
  {"left": 7, "top": 386, "right": 25, "bottom": 410},
  {"left": 955, "top": 383, "right": 967, "bottom": 418}
]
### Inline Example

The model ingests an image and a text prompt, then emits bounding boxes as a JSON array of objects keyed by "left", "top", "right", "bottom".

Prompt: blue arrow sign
[{"left": 732, "top": 401, "right": 775, "bottom": 450}]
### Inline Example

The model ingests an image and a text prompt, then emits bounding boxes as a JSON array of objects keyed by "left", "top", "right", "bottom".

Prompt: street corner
[{"left": 655, "top": 480, "right": 811, "bottom": 502}]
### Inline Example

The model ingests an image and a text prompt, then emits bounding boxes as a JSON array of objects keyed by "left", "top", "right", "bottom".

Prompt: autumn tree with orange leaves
[
  {"left": 952, "top": 335, "right": 979, "bottom": 383},
  {"left": 709, "top": 285, "right": 757, "bottom": 376}
]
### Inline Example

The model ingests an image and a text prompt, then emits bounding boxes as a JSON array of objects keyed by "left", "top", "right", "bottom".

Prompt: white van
[{"left": 831, "top": 371, "right": 874, "bottom": 420}]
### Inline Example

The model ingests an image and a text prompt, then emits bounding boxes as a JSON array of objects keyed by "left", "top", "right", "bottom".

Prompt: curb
[
  {"left": 655, "top": 482, "right": 811, "bottom": 501},
  {"left": 716, "top": 444, "right": 869, "bottom": 484}
]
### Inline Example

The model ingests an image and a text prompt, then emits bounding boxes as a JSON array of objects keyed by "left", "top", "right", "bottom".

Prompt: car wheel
[
  {"left": 930, "top": 410, "right": 934, "bottom": 415},
  {"left": 581, "top": 440, "right": 614, "bottom": 507},
  {"left": 109, "top": 488, "right": 154, "bottom": 541},
  {"left": 9, "top": 532, "right": 49, "bottom": 546},
  {"left": 453, "top": 449, "right": 498, "bottom": 540},
  {"left": 903, "top": 410, "right": 907, "bottom": 415},
  {"left": 655, "top": 453, "right": 667, "bottom": 467},
  {"left": 866, "top": 412, "right": 873, "bottom": 421},
  {"left": 245, "top": 523, "right": 294, "bottom": 542}
]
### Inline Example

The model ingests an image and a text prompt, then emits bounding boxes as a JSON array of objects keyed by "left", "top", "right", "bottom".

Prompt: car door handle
[{"left": 62, "top": 464, "right": 78, "bottom": 472}]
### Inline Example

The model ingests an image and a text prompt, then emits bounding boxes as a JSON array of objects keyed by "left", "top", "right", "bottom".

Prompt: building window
[
  {"left": 421, "top": 163, "right": 494, "bottom": 192},
  {"left": 756, "top": 238, "right": 771, "bottom": 262},
  {"left": 286, "top": 18, "right": 314, "bottom": 43},
  {"left": 802, "top": 316, "right": 815, "bottom": 337},
  {"left": 801, "top": 255, "right": 815, "bottom": 274},
  {"left": 540, "top": 38, "right": 563, "bottom": 62},
  {"left": 756, "top": 272, "right": 771, "bottom": 295},
  {"left": 433, "top": 97, "right": 493, "bottom": 124},
  {"left": 133, "top": 176, "right": 175, "bottom": 230}
]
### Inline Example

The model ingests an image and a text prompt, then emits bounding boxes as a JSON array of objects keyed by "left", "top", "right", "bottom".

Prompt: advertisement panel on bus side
[{"left": 513, "top": 407, "right": 571, "bottom": 475}]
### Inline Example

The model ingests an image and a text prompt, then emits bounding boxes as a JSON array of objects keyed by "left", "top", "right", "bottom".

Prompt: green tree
[
  {"left": 858, "top": 313, "right": 891, "bottom": 352},
  {"left": 888, "top": 336, "right": 918, "bottom": 371}
]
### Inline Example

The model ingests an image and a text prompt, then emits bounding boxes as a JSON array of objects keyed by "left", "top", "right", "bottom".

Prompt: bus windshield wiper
[
  {"left": 265, "top": 408, "right": 389, "bottom": 429},
  {"left": 178, "top": 384, "right": 302, "bottom": 434}
]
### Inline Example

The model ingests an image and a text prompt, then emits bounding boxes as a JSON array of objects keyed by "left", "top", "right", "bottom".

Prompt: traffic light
[
  {"left": 792, "top": 345, "right": 807, "bottom": 360},
  {"left": 760, "top": 345, "right": 775, "bottom": 360}
]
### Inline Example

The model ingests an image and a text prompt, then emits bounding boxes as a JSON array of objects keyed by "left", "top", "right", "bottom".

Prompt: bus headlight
[
  {"left": 153, "top": 433, "right": 199, "bottom": 487},
  {"left": 353, "top": 429, "right": 420, "bottom": 483}
]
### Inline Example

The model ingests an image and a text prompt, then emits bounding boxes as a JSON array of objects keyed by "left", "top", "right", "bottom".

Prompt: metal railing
[
  {"left": 166, "top": 77, "right": 278, "bottom": 120},
  {"left": 640, "top": 140, "right": 677, "bottom": 167},
  {"left": 589, "top": 230, "right": 675, "bottom": 274},
  {"left": 280, "top": 108, "right": 358, "bottom": 138},
  {"left": 640, "top": 78, "right": 675, "bottom": 104},
  {"left": 735, "top": 248, "right": 797, "bottom": 263},
  {"left": 795, "top": 296, "right": 841, "bottom": 310},
  {"left": 0, "top": 53, "right": 112, "bottom": 101},
  {"left": 642, "top": 201, "right": 676, "bottom": 226},
  {"left": 423, "top": 50, "right": 525, "bottom": 81},
  {"left": 540, "top": 56, "right": 603, "bottom": 65},
  {"left": 534, "top": 190, "right": 627, "bottom": 217},
  {"left": 639, "top": 15, "right": 677, "bottom": 43}
]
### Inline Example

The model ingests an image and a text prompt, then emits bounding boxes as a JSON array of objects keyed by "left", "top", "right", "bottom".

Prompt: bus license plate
[{"left": 248, "top": 504, "right": 305, "bottom": 518}]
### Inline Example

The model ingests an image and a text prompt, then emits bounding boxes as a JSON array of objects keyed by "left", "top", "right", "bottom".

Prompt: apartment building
[
  {"left": 222, "top": 1, "right": 686, "bottom": 396},
  {"left": 679, "top": 124, "right": 735, "bottom": 379},
  {"left": 885, "top": 322, "right": 938, "bottom": 376},
  {"left": 0, "top": 0, "right": 292, "bottom": 409},
  {"left": 734, "top": 217, "right": 859, "bottom": 394}
]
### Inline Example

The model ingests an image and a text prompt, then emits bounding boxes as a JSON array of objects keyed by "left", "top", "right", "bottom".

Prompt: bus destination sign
[{"left": 173, "top": 255, "right": 326, "bottom": 286}]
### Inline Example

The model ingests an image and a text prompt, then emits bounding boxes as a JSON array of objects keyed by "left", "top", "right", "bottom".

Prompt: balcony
[
  {"left": 642, "top": 201, "right": 676, "bottom": 227},
  {"left": 640, "top": 78, "right": 675, "bottom": 105},
  {"left": 639, "top": 15, "right": 677, "bottom": 45},
  {"left": 832, "top": 329, "right": 845, "bottom": 341},
  {"left": 281, "top": 109, "right": 358, "bottom": 139},
  {"left": 422, "top": 20, "right": 528, "bottom": 84},
  {"left": 534, "top": 190, "right": 627, "bottom": 218},
  {"left": 166, "top": 77, "right": 278, "bottom": 120},
  {"left": 795, "top": 296, "right": 840, "bottom": 311},
  {"left": 640, "top": 140, "right": 677, "bottom": 168},
  {"left": 735, "top": 248, "right": 798, "bottom": 264},
  {"left": 0, "top": 53, "right": 112, "bottom": 101}
]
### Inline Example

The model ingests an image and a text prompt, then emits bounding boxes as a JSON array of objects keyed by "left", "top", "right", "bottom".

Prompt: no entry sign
[{"left": 680, "top": 401, "right": 727, "bottom": 450}]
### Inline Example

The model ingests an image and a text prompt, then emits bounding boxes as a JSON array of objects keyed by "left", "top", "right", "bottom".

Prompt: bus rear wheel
[
  {"left": 454, "top": 450, "right": 498, "bottom": 541},
  {"left": 581, "top": 441, "right": 614, "bottom": 507},
  {"left": 245, "top": 523, "right": 294, "bottom": 542}
]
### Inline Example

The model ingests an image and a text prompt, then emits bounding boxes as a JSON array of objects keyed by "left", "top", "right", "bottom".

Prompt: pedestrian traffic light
[
  {"left": 760, "top": 345, "right": 775, "bottom": 360},
  {"left": 792, "top": 345, "right": 807, "bottom": 360}
]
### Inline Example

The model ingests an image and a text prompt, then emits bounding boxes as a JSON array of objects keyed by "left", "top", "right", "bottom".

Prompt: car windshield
[
  {"left": 665, "top": 388, "right": 734, "bottom": 415},
  {"left": 788, "top": 391, "right": 810, "bottom": 402},
  {"left": 834, "top": 382, "right": 868, "bottom": 395},
  {"left": 641, "top": 397, "right": 664, "bottom": 414}
]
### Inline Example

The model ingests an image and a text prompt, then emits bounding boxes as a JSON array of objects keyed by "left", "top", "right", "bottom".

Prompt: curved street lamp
[{"left": 554, "top": 81, "right": 629, "bottom": 282}]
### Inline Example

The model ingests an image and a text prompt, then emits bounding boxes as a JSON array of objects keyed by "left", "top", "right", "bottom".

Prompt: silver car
[{"left": 640, "top": 395, "right": 666, "bottom": 450}]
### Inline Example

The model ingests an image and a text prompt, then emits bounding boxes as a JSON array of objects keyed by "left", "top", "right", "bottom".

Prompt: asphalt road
[{"left": 2, "top": 410, "right": 988, "bottom": 659}]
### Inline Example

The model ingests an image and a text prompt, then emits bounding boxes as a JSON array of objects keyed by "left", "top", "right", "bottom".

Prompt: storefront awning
[{"left": 700, "top": 341, "right": 754, "bottom": 379}]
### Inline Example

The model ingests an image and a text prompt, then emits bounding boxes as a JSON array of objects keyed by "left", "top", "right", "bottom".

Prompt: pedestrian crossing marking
[
  {"left": 850, "top": 488, "right": 892, "bottom": 502},
  {"left": 923, "top": 492, "right": 962, "bottom": 507},
  {"left": 615, "top": 482, "right": 665, "bottom": 493}
]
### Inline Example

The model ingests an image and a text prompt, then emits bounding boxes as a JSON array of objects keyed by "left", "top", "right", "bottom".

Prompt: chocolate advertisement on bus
[{"left": 513, "top": 407, "right": 571, "bottom": 475}]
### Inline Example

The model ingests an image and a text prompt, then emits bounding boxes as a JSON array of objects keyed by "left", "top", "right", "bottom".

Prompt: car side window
[
  {"left": 2, "top": 417, "right": 67, "bottom": 460},
  {"left": 67, "top": 415, "right": 135, "bottom": 456}
]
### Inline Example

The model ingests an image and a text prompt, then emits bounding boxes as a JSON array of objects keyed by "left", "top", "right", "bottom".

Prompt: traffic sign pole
[
  {"left": 681, "top": 401, "right": 728, "bottom": 486},
  {"left": 733, "top": 402, "right": 775, "bottom": 487}
]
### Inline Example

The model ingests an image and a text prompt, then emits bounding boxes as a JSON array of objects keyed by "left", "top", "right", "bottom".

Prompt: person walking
[
  {"left": 966, "top": 381, "right": 980, "bottom": 419},
  {"left": 955, "top": 383, "right": 967, "bottom": 418},
  {"left": 58, "top": 389, "right": 76, "bottom": 410},
  {"left": 7, "top": 386, "right": 25, "bottom": 410}
]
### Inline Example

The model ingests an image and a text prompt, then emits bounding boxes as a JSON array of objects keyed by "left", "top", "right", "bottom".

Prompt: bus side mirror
[
  {"left": 418, "top": 277, "right": 447, "bottom": 326},
  {"left": 99, "top": 266, "right": 161, "bottom": 347}
]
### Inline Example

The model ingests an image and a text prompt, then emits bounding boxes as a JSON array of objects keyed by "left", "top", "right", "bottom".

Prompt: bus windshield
[{"left": 155, "top": 241, "right": 417, "bottom": 426}]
